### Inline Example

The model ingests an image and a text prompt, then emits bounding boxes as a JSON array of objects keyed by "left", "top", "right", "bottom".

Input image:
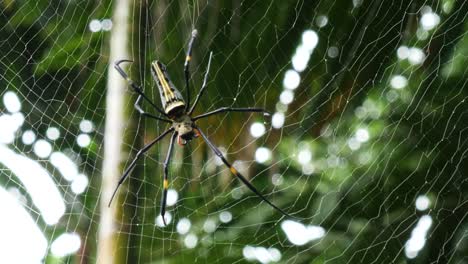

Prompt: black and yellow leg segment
[
  {"left": 160, "top": 131, "right": 177, "bottom": 226},
  {"left": 114, "top": 59, "right": 169, "bottom": 117},
  {"left": 184, "top": 29, "right": 198, "bottom": 112},
  {"left": 196, "top": 127, "right": 293, "bottom": 219},
  {"left": 108, "top": 128, "right": 173, "bottom": 207},
  {"left": 188, "top": 51, "right": 213, "bottom": 115},
  {"left": 193, "top": 107, "right": 270, "bottom": 121}
]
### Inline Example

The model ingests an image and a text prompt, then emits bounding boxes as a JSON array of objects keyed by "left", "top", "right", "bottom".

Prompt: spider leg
[
  {"left": 108, "top": 128, "right": 173, "bottom": 207},
  {"left": 184, "top": 29, "right": 198, "bottom": 112},
  {"left": 193, "top": 107, "right": 270, "bottom": 121},
  {"left": 134, "top": 95, "right": 171, "bottom": 123},
  {"left": 195, "top": 127, "right": 293, "bottom": 219},
  {"left": 188, "top": 51, "right": 213, "bottom": 115},
  {"left": 114, "top": 60, "right": 169, "bottom": 118},
  {"left": 160, "top": 131, "right": 177, "bottom": 226}
]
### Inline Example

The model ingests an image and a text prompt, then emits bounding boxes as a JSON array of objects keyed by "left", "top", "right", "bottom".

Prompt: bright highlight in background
[
  {"left": 184, "top": 233, "right": 198, "bottom": 249},
  {"left": 3, "top": 91, "right": 21, "bottom": 113},
  {"left": 155, "top": 212, "right": 172, "bottom": 227},
  {"left": 420, "top": 12, "right": 440, "bottom": 31},
  {"left": 272, "top": 112, "right": 285, "bottom": 129},
  {"left": 51, "top": 233, "right": 81, "bottom": 257},
  {"left": 390, "top": 75, "right": 408, "bottom": 89},
  {"left": 50, "top": 152, "right": 89, "bottom": 194},
  {"left": 89, "top": 19, "right": 101, "bottom": 32},
  {"left": 405, "top": 215, "right": 433, "bottom": 259},
  {"left": 315, "top": 15, "right": 328, "bottom": 28},
  {"left": 0, "top": 111, "right": 24, "bottom": 144},
  {"left": 397, "top": 46, "right": 425, "bottom": 65},
  {"left": 397, "top": 46, "right": 410, "bottom": 60},
  {"left": 177, "top": 218, "right": 191, "bottom": 235},
  {"left": 101, "top": 19, "right": 113, "bottom": 31},
  {"left": 0, "top": 187, "right": 47, "bottom": 263},
  {"left": 302, "top": 30, "right": 319, "bottom": 51},
  {"left": 22, "top": 130, "right": 36, "bottom": 145},
  {"left": 291, "top": 29, "right": 318, "bottom": 72},
  {"left": 46, "top": 127, "right": 60, "bottom": 140},
  {"left": 281, "top": 220, "right": 325, "bottom": 246},
  {"left": 71, "top": 174, "right": 89, "bottom": 194},
  {"left": 79, "top": 119, "right": 94, "bottom": 133},
  {"left": 298, "top": 149, "right": 312, "bottom": 164},
  {"left": 328, "top": 46, "right": 339, "bottom": 58},
  {"left": 12, "top": 112, "right": 25, "bottom": 127},
  {"left": 250, "top": 122, "right": 266, "bottom": 138},
  {"left": 276, "top": 28, "right": 319, "bottom": 127},
  {"left": 415, "top": 195, "right": 430, "bottom": 211},
  {"left": 283, "top": 70, "right": 300, "bottom": 90},
  {"left": 50, "top": 152, "right": 79, "bottom": 181},
  {"left": 408, "top": 47, "right": 425, "bottom": 65},
  {"left": 0, "top": 145, "right": 65, "bottom": 225},
  {"left": 355, "top": 128, "right": 370, "bottom": 142},
  {"left": 255, "top": 147, "right": 271, "bottom": 163},
  {"left": 34, "top": 139, "right": 52, "bottom": 158},
  {"left": 279, "top": 90, "right": 294, "bottom": 105},
  {"left": 88, "top": 19, "right": 112, "bottom": 32},
  {"left": 166, "top": 189, "right": 178, "bottom": 206},
  {"left": 203, "top": 219, "right": 217, "bottom": 233},
  {"left": 348, "top": 137, "right": 361, "bottom": 151},
  {"left": 77, "top": 134, "right": 91, "bottom": 147},
  {"left": 302, "top": 163, "right": 315, "bottom": 175},
  {"left": 292, "top": 47, "right": 311, "bottom": 72},
  {"left": 219, "top": 211, "right": 233, "bottom": 223},
  {"left": 243, "top": 245, "right": 281, "bottom": 263},
  {"left": 291, "top": 30, "right": 318, "bottom": 72},
  {"left": 0, "top": 115, "right": 16, "bottom": 144}
]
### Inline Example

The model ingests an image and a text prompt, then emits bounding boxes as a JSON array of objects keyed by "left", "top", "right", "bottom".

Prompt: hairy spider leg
[
  {"left": 160, "top": 132, "right": 177, "bottom": 226},
  {"left": 195, "top": 127, "right": 294, "bottom": 219},
  {"left": 114, "top": 60, "right": 169, "bottom": 119},
  {"left": 193, "top": 107, "right": 269, "bottom": 121},
  {"left": 108, "top": 128, "right": 173, "bottom": 207},
  {"left": 184, "top": 29, "right": 198, "bottom": 112},
  {"left": 188, "top": 51, "right": 213, "bottom": 115}
]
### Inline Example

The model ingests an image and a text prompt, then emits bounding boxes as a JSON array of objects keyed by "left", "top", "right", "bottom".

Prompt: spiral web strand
[{"left": 0, "top": 0, "right": 467, "bottom": 263}]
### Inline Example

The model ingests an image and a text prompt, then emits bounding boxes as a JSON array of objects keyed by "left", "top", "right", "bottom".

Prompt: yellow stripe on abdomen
[{"left": 152, "top": 62, "right": 175, "bottom": 101}]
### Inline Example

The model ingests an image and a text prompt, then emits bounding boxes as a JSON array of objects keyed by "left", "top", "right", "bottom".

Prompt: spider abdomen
[{"left": 151, "top": 60, "right": 185, "bottom": 117}]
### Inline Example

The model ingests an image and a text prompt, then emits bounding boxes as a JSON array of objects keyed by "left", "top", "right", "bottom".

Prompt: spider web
[{"left": 0, "top": 0, "right": 467, "bottom": 263}]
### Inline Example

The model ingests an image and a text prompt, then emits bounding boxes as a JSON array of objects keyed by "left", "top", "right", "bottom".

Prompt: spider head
[{"left": 173, "top": 115, "right": 196, "bottom": 145}]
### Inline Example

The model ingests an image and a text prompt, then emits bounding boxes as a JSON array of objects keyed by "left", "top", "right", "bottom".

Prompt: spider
[{"left": 108, "top": 29, "right": 292, "bottom": 225}]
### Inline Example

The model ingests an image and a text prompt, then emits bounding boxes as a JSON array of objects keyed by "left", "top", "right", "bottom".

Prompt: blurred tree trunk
[{"left": 97, "top": 0, "right": 132, "bottom": 263}]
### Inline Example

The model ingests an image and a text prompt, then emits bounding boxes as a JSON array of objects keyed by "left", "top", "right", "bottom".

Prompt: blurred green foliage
[{"left": 1, "top": 0, "right": 467, "bottom": 263}]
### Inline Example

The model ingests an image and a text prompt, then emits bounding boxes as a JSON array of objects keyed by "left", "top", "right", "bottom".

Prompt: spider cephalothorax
[
  {"left": 109, "top": 29, "right": 293, "bottom": 225},
  {"left": 172, "top": 115, "right": 197, "bottom": 145}
]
